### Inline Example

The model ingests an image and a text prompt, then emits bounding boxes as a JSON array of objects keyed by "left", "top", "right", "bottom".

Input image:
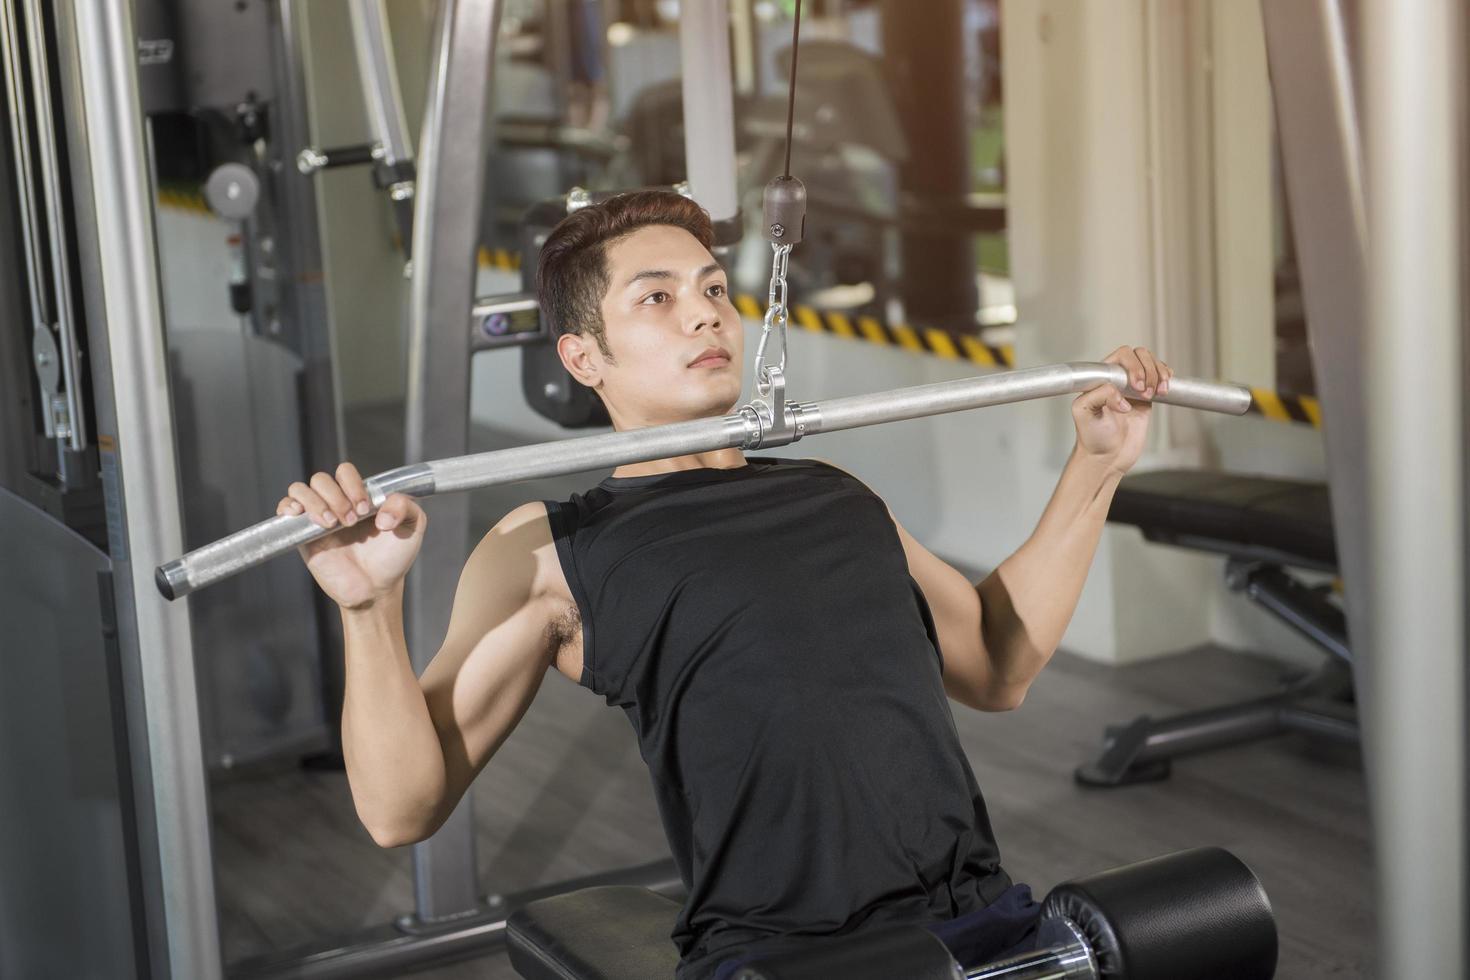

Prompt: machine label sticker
[{"left": 137, "top": 39, "right": 174, "bottom": 66}]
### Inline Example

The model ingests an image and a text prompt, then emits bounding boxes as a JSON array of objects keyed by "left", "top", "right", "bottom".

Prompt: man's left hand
[{"left": 1071, "top": 345, "right": 1173, "bottom": 475}]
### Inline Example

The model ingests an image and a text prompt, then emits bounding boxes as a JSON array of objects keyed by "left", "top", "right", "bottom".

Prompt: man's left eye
[{"left": 708, "top": 284, "right": 726, "bottom": 297}]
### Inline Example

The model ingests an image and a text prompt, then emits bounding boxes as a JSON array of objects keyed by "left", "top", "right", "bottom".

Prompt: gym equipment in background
[{"left": 1077, "top": 471, "right": 1355, "bottom": 787}]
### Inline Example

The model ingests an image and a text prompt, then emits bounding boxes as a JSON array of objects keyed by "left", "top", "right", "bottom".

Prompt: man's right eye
[{"left": 642, "top": 291, "right": 669, "bottom": 305}]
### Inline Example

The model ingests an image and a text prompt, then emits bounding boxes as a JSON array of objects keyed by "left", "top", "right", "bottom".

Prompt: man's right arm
[{"left": 337, "top": 501, "right": 562, "bottom": 848}]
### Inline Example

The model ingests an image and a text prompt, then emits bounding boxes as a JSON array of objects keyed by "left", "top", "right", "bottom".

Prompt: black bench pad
[
  {"left": 507, "top": 885, "right": 682, "bottom": 980},
  {"left": 1108, "top": 470, "right": 1335, "bottom": 571}
]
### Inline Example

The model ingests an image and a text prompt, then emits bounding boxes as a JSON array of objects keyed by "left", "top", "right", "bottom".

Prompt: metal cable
[{"left": 781, "top": 0, "right": 802, "bottom": 178}]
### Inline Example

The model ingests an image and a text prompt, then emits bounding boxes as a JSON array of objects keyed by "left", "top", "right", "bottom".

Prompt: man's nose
[{"left": 684, "top": 292, "right": 723, "bottom": 332}]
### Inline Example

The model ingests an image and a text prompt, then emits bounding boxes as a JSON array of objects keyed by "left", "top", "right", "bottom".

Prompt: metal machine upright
[
  {"left": 679, "top": 0, "right": 740, "bottom": 240},
  {"left": 1262, "top": 1, "right": 1467, "bottom": 976},
  {"left": 53, "top": 0, "right": 221, "bottom": 976},
  {"left": 403, "top": 0, "right": 503, "bottom": 924},
  {"left": 1359, "top": 1, "right": 1467, "bottom": 976}
]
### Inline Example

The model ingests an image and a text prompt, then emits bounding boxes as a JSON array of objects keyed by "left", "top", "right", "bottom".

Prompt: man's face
[{"left": 557, "top": 224, "right": 744, "bottom": 429}]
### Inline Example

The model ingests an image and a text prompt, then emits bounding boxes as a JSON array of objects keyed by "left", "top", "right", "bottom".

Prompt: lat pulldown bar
[{"left": 155, "top": 363, "right": 1250, "bottom": 601}]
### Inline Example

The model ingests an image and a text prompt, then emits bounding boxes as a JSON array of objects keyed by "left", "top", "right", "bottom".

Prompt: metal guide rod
[
  {"left": 156, "top": 362, "right": 1251, "bottom": 600},
  {"left": 0, "top": 0, "right": 89, "bottom": 468},
  {"left": 21, "top": 0, "right": 86, "bottom": 453},
  {"left": 0, "top": 0, "right": 50, "bottom": 327}
]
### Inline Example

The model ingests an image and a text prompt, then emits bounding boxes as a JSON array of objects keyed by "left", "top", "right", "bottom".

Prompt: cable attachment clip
[
  {"left": 762, "top": 174, "right": 807, "bottom": 246},
  {"left": 744, "top": 175, "right": 808, "bottom": 448},
  {"left": 753, "top": 241, "right": 793, "bottom": 397},
  {"left": 741, "top": 362, "right": 809, "bottom": 449},
  {"left": 754, "top": 173, "right": 806, "bottom": 398},
  {"left": 746, "top": 243, "right": 804, "bottom": 448}
]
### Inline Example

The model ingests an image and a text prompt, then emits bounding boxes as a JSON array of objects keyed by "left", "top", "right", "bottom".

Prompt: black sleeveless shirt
[{"left": 543, "top": 457, "right": 1011, "bottom": 978}]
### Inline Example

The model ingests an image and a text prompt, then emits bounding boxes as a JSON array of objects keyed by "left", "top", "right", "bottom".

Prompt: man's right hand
[{"left": 276, "top": 461, "right": 427, "bottom": 609}]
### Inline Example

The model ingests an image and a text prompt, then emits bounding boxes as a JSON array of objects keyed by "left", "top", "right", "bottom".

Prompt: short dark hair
[{"left": 536, "top": 190, "right": 714, "bottom": 359}]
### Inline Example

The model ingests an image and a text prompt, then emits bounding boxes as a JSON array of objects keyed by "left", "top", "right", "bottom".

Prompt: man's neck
[{"left": 609, "top": 447, "right": 748, "bottom": 479}]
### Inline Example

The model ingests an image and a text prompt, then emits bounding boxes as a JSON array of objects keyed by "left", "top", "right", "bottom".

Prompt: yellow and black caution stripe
[
  {"left": 1246, "top": 389, "right": 1322, "bottom": 428},
  {"left": 474, "top": 251, "right": 1324, "bottom": 428},
  {"left": 166, "top": 205, "right": 1319, "bottom": 429},
  {"left": 732, "top": 294, "right": 1016, "bottom": 370},
  {"left": 476, "top": 246, "right": 1018, "bottom": 369},
  {"left": 156, "top": 186, "right": 211, "bottom": 215},
  {"left": 479, "top": 246, "right": 522, "bottom": 271}
]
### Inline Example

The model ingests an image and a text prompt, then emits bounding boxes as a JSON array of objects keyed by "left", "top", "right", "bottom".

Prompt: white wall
[{"left": 1000, "top": 0, "right": 1219, "bottom": 663}]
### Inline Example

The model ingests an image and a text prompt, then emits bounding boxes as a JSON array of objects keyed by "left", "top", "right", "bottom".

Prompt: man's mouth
[{"left": 689, "top": 350, "right": 731, "bottom": 368}]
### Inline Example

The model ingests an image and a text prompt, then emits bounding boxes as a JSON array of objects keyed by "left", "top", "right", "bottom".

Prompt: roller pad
[
  {"left": 1041, "top": 847, "right": 1277, "bottom": 980},
  {"left": 507, "top": 886, "right": 681, "bottom": 980},
  {"left": 734, "top": 924, "right": 960, "bottom": 980}
]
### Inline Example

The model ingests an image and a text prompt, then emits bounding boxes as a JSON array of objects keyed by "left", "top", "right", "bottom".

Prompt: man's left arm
[{"left": 884, "top": 345, "right": 1173, "bottom": 710}]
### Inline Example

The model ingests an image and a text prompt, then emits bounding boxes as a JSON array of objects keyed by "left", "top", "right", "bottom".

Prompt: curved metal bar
[
  {"left": 156, "top": 363, "right": 1250, "bottom": 600},
  {"left": 348, "top": 0, "right": 412, "bottom": 168},
  {"left": 803, "top": 362, "right": 1249, "bottom": 435}
]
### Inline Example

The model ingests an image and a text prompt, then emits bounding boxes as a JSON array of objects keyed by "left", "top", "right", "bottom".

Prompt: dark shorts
[{"left": 709, "top": 884, "right": 1042, "bottom": 980}]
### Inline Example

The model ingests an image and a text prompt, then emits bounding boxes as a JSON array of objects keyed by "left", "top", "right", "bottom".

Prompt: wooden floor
[{"left": 210, "top": 408, "right": 1372, "bottom": 977}]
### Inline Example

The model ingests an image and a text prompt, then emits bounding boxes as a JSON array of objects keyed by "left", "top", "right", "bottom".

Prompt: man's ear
[{"left": 556, "top": 331, "right": 602, "bottom": 389}]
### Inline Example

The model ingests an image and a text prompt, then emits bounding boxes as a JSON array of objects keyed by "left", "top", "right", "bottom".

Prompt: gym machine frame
[{"left": 51, "top": 0, "right": 1461, "bottom": 974}]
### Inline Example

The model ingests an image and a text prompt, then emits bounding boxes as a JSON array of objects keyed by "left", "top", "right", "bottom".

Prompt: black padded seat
[
  {"left": 1108, "top": 470, "right": 1336, "bottom": 571},
  {"left": 507, "top": 885, "right": 681, "bottom": 980}
]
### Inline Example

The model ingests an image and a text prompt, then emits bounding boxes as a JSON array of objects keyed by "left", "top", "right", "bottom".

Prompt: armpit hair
[{"left": 545, "top": 601, "right": 582, "bottom": 654}]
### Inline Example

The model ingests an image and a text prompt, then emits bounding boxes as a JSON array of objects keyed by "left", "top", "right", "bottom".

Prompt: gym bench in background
[{"left": 1077, "top": 470, "right": 1357, "bottom": 788}]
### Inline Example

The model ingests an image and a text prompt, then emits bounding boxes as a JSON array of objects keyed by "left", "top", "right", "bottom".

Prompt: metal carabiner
[{"left": 752, "top": 242, "right": 793, "bottom": 398}]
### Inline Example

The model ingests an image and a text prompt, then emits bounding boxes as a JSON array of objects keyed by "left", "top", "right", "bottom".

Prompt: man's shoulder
[
  {"left": 757, "top": 455, "right": 857, "bottom": 479},
  {"left": 804, "top": 457, "right": 876, "bottom": 491},
  {"left": 468, "top": 501, "right": 572, "bottom": 605},
  {"left": 496, "top": 499, "right": 553, "bottom": 532}
]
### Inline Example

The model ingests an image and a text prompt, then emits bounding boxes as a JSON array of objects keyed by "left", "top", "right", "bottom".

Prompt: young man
[{"left": 277, "top": 191, "right": 1173, "bottom": 978}]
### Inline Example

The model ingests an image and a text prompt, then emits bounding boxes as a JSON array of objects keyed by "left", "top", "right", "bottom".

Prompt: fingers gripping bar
[{"left": 155, "top": 362, "right": 1250, "bottom": 600}]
